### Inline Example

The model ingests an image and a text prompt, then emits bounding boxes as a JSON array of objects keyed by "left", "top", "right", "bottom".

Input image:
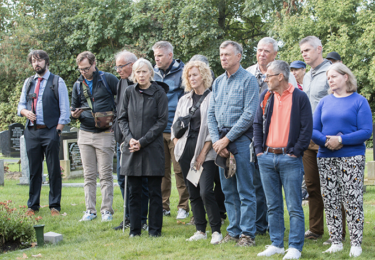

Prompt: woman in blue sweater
[{"left": 312, "top": 63, "right": 372, "bottom": 257}]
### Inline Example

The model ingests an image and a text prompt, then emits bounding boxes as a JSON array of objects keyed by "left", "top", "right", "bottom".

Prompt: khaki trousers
[
  {"left": 303, "top": 140, "right": 346, "bottom": 237},
  {"left": 78, "top": 130, "right": 116, "bottom": 214},
  {"left": 162, "top": 133, "right": 189, "bottom": 211}
]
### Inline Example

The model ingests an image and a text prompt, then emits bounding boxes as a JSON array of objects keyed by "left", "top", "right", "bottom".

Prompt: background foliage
[{"left": 0, "top": 0, "right": 374, "bottom": 133}]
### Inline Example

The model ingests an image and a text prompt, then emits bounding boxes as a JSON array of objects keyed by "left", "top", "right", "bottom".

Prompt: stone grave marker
[
  {"left": 0, "top": 159, "right": 4, "bottom": 186},
  {"left": 0, "top": 130, "right": 10, "bottom": 156},
  {"left": 62, "top": 139, "right": 83, "bottom": 178},
  {"left": 9, "top": 123, "right": 24, "bottom": 158},
  {"left": 59, "top": 131, "right": 78, "bottom": 160}
]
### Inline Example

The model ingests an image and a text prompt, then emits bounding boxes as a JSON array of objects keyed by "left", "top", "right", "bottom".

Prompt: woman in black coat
[{"left": 118, "top": 58, "right": 168, "bottom": 237}]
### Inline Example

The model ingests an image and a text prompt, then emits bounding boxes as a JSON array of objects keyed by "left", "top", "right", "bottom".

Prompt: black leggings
[{"left": 179, "top": 135, "right": 221, "bottom": 233}]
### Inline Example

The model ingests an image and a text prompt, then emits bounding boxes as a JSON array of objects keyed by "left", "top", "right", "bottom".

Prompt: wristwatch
[{"left": 57, "top": 129, "right": 62, "bottom": 136}]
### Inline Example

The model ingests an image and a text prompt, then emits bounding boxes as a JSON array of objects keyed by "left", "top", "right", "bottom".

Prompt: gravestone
[
  {"left": 59, "top": 132, "right": 78, "bottom": 160},
  {"left": 19, "top": 135, "right": 45, "bottom": 185},
  {"left": 62, "top": 139, "right": 83, "bottom": 178},
  {"left": 9, "top": 123, "right": 24, "bottom": 157},
  {"left": 0, "top": 159, "right": 4, "bottom": 186},
  {"left": 62, "top": 125, "right": 71, "bottom": 133},
  {"left": 0, "top": 130, "right": 10, "bottom": 156}
]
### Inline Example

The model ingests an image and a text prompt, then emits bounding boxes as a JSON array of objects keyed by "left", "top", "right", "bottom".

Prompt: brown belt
[
  {"left": 264, "top": 146, "right": 285, "bottom": 154},
  {"left": 29, "top": 125, "right": 47, "bottom": 129}
]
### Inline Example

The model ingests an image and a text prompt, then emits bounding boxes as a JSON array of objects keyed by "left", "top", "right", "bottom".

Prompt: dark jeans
[
  {"left": 128, "top": 176, "right": 163, "bottom": 237},
  {"left": 213, "top": 166, "right": 227, "bottom": 220},
  {"left": 179, "top": 135, "right": 221, "bottom": 233},
  {"left": 117, "top": 143, "right": 149, "bottom": 224},
  {"left": 25, "top": 126, "right": 62, "bottom": 211}
]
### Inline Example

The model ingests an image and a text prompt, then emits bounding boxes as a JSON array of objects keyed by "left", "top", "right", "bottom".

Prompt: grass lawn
[{"left": 1, "top": 154, "right": 375, "bottom": 259}]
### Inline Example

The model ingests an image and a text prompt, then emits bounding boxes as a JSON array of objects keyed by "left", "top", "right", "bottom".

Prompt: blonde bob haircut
[
  {"left": 182, "top": 61, "right": 213, "bottom": 92},
  {"left": 326, "top": 63, "right": 357, "bottom": 94},
  {"left": 130, "top": 58, "right": 154, "bottom": 83}
]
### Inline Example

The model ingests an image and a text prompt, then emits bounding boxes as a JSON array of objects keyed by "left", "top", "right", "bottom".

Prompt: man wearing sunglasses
[
  {"left": 112, "top": 51, "right": 150, "bottom": 232},
  {"left": 71, "top": 51, "right": 119, "bottom": 222}
]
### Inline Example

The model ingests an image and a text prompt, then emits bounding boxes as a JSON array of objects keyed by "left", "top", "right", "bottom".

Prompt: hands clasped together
[
  {"left": 129, "top": 138, "right": 141, "bottom": 152},
  {"left": 325, "top": 136, "right": 343, "bottom": 151}
]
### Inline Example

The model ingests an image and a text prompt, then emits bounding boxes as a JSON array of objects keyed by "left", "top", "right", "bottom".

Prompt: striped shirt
[{"left": 207, "top": 66, "right": 259, "bottom": 143}]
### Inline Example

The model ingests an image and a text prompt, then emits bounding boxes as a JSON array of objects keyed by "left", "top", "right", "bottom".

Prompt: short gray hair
[
  {"left": 115, "top": 50, "right": 137, "bottom": 63},
  {"left": 258, "top": 37, "right": 278, "bottom": 52},
  {"left": 190, "top": 55, "right": 209, "bottom": 66},
  {"left": 299, "top": 36, "right": 322, "bottom": 49},
  {"left": 130, "top": 58, "right": 154, "bottom": 83},
  {"left": 152, "top": 41, "right": 173, "bottom": 54},
  {"left": 220, "top": 40, "right": 243, "bottom": 57},
  {"left": 326, "top": 63, "right": 357, "bottom": 93},
  {"left": 267, "top": 60, "right": 290, "bottom": 82}
]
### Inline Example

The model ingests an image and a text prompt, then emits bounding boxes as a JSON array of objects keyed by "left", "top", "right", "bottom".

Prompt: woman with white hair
[
  {"left": 312, "top": 63, "right": 372, "bottom": 257},
  {"left": 118, "top": 58, "right": 169, "bottom": 237}
]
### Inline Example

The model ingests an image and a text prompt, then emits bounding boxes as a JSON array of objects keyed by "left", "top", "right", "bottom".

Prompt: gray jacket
[
  {"left": 246, "top": 63, "right": 298, "bottom": 94},
  {"left": 303, "top": 59, "right": 331, "bottom": 114},
  {"left": 171, "top": 91, "right": 216, "bottom": 169}
]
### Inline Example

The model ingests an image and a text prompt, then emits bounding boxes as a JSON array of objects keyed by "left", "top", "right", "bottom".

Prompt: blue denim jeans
[
  {"left": 219, "top": 135, "right": 256, "bottom": 238},
  {"left": 117, "top": 143, "right": 149, "bottom": 223},
  {"left": 257, "top": 152, "right": 305, "bottom": 251}
]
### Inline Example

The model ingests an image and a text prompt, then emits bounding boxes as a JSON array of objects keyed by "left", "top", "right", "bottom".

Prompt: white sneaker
[
  {"left": 323, "top": 243, "right": 343, "bottom": 254},
  {"left": 79, "top": 210, "right": 97, "bottom": 221},
  {"left": 210, "top": 232, "right": 223, "bottom": 244},
  {"left": 283, "top": 248, "right": 301, "bottom": 259},
  {"left": 258, "top": 245, "right": 285, "bottom": 256},
  {"left": 101, "top": 211, "right": 113, "bottom": 222},
  {"left": 176, "top": 208, "right": 189, "bottom": 219},
  {"left": 349, "top": 246, "right": 362, "bottom": 257},
  {"left": 186, "top": 231, "right": 207, "bottom": 241}
]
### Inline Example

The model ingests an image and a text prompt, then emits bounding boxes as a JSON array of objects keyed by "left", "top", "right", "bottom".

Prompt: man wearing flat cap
[
  {"left": 326, "top": 51, "right": 342, "bottom": 64},
  {"left": 290, "top": 61, "right": 306, "bottom": 90}
]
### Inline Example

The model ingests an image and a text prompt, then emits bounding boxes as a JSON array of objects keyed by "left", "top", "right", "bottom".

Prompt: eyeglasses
[
  {"left": 113, "top": 62, "right": 132, "bottom": 71},
  {"left": 77, "top": 64, "right": 93, "bottom": 73},
  {"left": 265, "top": 73, "right": 280, "bottom": 80}
]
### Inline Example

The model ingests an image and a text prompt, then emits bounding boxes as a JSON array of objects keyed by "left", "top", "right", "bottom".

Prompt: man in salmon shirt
[{"left": 253, "top": 60, "right": 312, "bottom": 260}]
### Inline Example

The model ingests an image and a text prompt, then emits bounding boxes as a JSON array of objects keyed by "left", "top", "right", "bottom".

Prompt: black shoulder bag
[{"left": 172, "top": 90, "right": 210, "bottom": 139}]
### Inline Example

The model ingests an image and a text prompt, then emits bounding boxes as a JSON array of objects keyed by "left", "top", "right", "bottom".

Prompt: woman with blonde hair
[
  {"left": 312, "top": 63, "right": 372, "bottom": 257},
  {"left": 172, "top": 60, "right": 222, "bottom": 244}
]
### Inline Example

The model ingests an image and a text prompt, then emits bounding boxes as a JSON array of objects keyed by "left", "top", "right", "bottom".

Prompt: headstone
[
  {"left": 19, "top": 135, "right": 45, "bottom": 185},
  {"left": 9, "top": 123, "right": 24, "bottom": 158},
  {"left": 44, "top": 232, "right": 63, "bottom": 244},
  {"left": 63, "top": 139, "right": 83, "bottom": 178},
  {"left": 62, "top": 125, "right": 71, "bottom": 133},
  {"left": 19, "top": 136, "right": 30, "bottom": 185},
  {"left": 0, "top": 159, "right": 4, "bottom": 186},
  {"left": 59, "top": 132, "right": 77, "bottom": 160},
  {"left": 367, "top": 161, "right": 375, "bottom": 180},
  {"left": 0, "top": 130, "right": 10, "bottom": 156}
]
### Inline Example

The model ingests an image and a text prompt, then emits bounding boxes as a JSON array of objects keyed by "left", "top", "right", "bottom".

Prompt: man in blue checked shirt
[
  {"left": 17, "top": 50, "right": 70, "bottom": 217},
  {"left": 207, "top": 40, "right": 259, "bottom": 246}
]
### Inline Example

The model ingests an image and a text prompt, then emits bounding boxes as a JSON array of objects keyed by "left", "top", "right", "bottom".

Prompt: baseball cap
[
  {"left": 326, "top": 51, "right": 341, "bottom": 61},
  {"left": 290, "top": 60, "right": 306, "bottom": 69}
]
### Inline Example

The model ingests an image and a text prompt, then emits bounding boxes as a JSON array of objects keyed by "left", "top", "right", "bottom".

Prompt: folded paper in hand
[{"left": 186, "top": 166, "right": 203, "bottom": 187}]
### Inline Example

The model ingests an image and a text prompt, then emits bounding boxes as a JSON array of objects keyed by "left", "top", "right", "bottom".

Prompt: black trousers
[
  {"left": 128, "top": 176, "right": 162, "bottom": 237},
  {"left": 213, "top": 165, "right": 227, "bottom": 219},
  {"left": 24, "top": 126, "right": 62, "bottom": 211},
  {"left": 179, "top": 136, "right": 221, "bottom": 233}
]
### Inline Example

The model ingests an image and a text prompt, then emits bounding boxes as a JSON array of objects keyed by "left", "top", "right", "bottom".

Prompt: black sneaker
[{"left": 113, "top": 218, "right": 130, "bottom": 231}]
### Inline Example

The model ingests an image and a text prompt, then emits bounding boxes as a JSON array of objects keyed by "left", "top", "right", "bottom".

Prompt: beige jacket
[{"left": 171, "top": 91, "right": 216, "bottom": 169}]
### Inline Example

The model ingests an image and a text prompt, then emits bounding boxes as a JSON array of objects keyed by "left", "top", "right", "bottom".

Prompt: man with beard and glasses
[{"left": 17, "top": 50, "right": 70, "bottom": 216}]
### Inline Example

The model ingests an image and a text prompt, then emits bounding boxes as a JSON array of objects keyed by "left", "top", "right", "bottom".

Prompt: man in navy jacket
[
  {"left": 153, "top": 41, "right": 190, "bottom": 219},
  {"left": 253, "top": 60, "right": 312, "bottom": 259}
]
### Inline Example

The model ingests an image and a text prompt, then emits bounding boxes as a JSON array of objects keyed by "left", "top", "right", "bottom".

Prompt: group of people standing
[{"left": 18, "top": 34, "right": 371, "bottom": 259}]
